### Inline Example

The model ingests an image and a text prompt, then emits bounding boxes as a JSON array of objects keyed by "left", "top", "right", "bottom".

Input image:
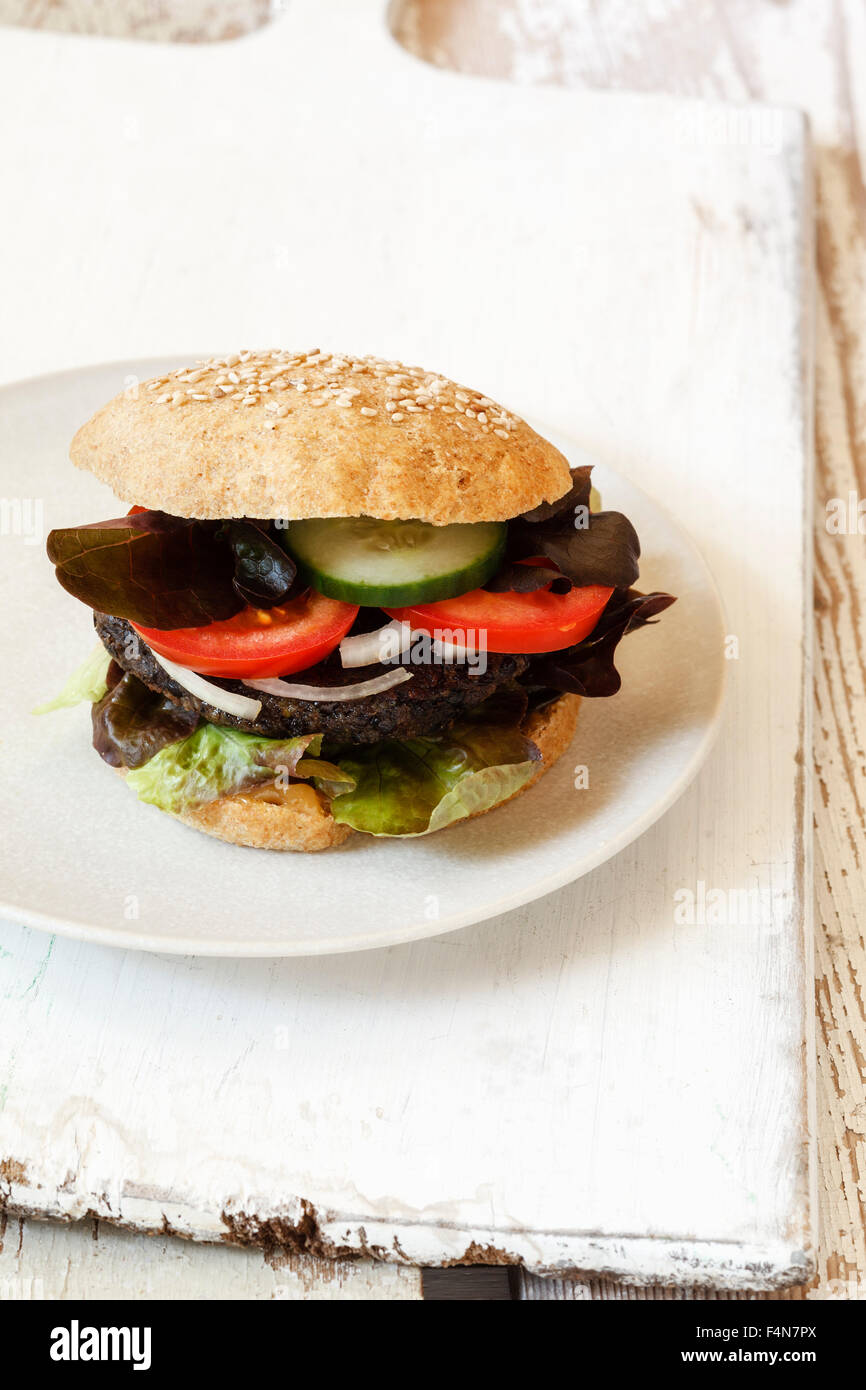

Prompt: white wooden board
[{"left": 0, "top": 1, "right": 814, "bottom": 1286}]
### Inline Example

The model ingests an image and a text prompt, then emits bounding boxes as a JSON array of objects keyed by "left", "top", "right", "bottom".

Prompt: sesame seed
[{"left": 142, "top": 351, "right": 527, "bottom": 439}]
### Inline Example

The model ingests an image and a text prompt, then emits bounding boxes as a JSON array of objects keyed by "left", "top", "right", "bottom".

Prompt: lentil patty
[{"left": 93, "top": 611, "right": 529, "bottom": 743}]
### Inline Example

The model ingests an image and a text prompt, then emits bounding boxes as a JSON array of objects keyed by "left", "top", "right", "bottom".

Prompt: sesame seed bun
[
  {"left": 115, "top": 694, "right": 580, "bottom": 853},
  {"left": 70, "top": 350, "right": 572, "bottom": 525}
]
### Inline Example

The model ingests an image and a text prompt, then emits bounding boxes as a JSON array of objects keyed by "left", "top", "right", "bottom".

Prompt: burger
[{"left": 41, "top": 349, "right": 674, "bottom": 851}]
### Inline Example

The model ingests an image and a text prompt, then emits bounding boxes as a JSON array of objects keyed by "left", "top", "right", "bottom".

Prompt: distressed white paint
[
  {"left": 0, "top": 1216, "right": 421, "bottom": 1300},
  {"left": 0, "top": 1, "right": 813, "bottom": 1287}
]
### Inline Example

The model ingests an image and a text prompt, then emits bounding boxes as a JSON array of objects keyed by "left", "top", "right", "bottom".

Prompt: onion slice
[
  {"left": 246, "top": 668, "right": 413, "bottom": 702},
  {"left": 339, "top": 620, "right": 413, "bottom": 669},
  {"left": 146, "top": 647, "right": 263, "bottom": 721},
  {"left": 340, "top": 621, "right": 483, "bottom": 670}
]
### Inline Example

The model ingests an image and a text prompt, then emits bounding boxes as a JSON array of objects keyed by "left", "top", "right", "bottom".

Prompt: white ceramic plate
[{"left": 0, "top": 359, "right": 725, "bottom": 956}]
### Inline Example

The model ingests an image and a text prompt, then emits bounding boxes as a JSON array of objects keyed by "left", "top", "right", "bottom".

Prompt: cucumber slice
[{"left": 283, "top": 517, "right": 507, "bottom": 607}]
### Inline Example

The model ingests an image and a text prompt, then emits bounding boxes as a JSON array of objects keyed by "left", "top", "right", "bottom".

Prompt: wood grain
[
  {"left": 393, "top": 0, "right": 865, "bottom": 1302},
  {"left": 0, "top": 0, "right": 271, "bottom": 43}
]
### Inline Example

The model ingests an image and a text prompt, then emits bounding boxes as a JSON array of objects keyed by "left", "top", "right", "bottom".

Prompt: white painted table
[{"left": 0, "top": 0, "right": 814, "bottom": 1296}]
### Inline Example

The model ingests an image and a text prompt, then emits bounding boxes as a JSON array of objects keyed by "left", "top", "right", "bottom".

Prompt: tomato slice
[
  {"left": 126, "top": 505, "right": 358, "bottom": 677},
  {"left": 133, "top": 592, "right": 359, "bottom": 679},
  {"left": 386, "top": 567, "right": 612, "bottom": 654}
]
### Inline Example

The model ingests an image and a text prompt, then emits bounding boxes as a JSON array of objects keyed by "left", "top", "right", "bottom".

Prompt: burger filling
[{"left": 41, "top": 465, "right": 675, "bottom": 838}]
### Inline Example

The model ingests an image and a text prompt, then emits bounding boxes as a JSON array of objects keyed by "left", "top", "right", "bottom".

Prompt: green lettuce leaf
[
  {"left": 120, "top": 689, "right": 539, "bottom": 836},
  {"left": 295, "top": 757, "right": 357, "bottom": 800},
  {"left": 33, "top": 645, "right": 111, "bottom": 713},
  {"left": 126, "top": 723, "right": 323, "bottom": 814},
  {"left": 325, "top": 698, "right": 540, "bottom": 837}
]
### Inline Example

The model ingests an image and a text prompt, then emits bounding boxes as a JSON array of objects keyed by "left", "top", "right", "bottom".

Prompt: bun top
[{"left": 70, "top": 349, "right": 572, "bottom": 525}]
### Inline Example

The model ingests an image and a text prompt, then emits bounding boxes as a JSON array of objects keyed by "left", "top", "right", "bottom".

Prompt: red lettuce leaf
[
  {"left": 524, "top": 588, "right": 676, "bottom": 698},
  {"left": 47, "top": 510, "right": 297, "bottom": 628},
  {"left": 521, "top": 464, "right": 593, "bottom": 524},
  {"left": 485, "top": 564, "right": 573, "bottom": 595},
  {"left": 92, "top": 663, "right": 200, "bottom": 768},
  {"left": 486, "top": 465, "right": 640, "bottom": 593},
  {"left": 48, "top": 510, "right": 242, "bottom": 627}
]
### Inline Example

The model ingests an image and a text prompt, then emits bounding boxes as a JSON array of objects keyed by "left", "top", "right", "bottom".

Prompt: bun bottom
[{"left": 117, "top": 694, "right": 581, "bottom": 853}]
